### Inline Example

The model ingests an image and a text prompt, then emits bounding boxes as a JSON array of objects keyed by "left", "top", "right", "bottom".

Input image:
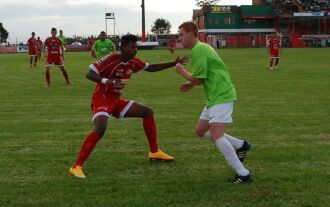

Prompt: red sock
[
  {"left": 74, "top": 131, "right": 101, "bottom": 167},
  {"left": 45, "top": 70, "right": 50, "bottom": 86},
  {"left": 270, "top": 59, "right": 273, "bottom": 67},
  {"left": 62, "top": 70, "right": 70, "bottom": 83},
  {"left": 143, "top": 116, "right": 159, "bottom": 153}
]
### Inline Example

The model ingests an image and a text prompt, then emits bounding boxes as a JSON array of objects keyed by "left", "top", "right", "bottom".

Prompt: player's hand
[
  {"left": 175, "top": 56, "right": 189, "bottom": 66},
  {"left": 107, "top": 78, "right": 124, "bottom": 87},
  {"left": 180, "top": 81, "right": 194, "bottom": 92}
]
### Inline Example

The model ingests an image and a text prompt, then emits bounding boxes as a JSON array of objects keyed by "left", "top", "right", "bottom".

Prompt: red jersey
[
  {"left": 89, "top": 54, "right": 147, "bottom": 96},
  {"left": 44, "top": 37, "right": 62, "bottom": 55},
  {"left": 27, "top": 37, "right": 37, "bottom": 50},
  {"left": 36, "top": 40, "right": 43, "bottom": 51},
  {"left": 169, "top": 38, "right": 176, "bottom": 48},
  {"left": 267, "top": 36, "right": 281, "bottom": 50}
]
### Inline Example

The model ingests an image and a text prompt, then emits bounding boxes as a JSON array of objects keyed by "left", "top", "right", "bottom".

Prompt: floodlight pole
[{"left": 141, "top": 0, "right": 146, "bottom": 42}]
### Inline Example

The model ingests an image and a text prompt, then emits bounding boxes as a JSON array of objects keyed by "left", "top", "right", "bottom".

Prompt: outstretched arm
[{"left": 145, "top": 56, "right": 189, "bottom": 72}]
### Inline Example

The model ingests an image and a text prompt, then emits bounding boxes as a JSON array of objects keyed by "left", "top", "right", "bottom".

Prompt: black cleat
[
  {"left": 236, "top": 140, "right": 251, "bottom": 162},
  {"left": 231, "top": 174, "right": 252, "bottom": 184}
]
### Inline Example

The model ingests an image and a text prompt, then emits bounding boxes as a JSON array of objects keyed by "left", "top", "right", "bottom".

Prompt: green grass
[{"left": 0, "top": 48, "right": 329, "bottom": 207}]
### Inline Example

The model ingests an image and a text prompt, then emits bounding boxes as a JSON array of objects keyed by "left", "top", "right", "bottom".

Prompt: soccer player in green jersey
[
  {"left": 92, "top": 31, "right": 116, "bottom": 59},
  {"left": 57, "top": 30, "right": 67, "bottom": 46},
  {"left": 175, "top": 22, "right": 252, "bottom": 184}
]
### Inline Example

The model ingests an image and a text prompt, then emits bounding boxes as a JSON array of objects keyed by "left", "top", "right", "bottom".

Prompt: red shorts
[
  {"left": 29, "top": 48, "right": 37, "bottom": 56},
  {"left": 91, "top": 94, "right": 134, "bottom": 121},
  {"left": 46, "top": 54, "right": 64, "bottom": 66},
  {"left": 270, "top": 49, "right": 280, "bottom": 58}
]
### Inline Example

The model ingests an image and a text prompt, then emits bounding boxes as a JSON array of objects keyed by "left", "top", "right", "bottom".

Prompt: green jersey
[
  {"left": 191, "top": 41, "right": 236, "bottom": 107},
  {"left": 57, "top": 35, "right": 67, "bottom": 45},
  {"left": 92, "top": 39, "right": 114, "bottom": 59}
]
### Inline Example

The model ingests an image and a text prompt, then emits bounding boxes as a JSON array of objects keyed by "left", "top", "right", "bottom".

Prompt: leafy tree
[
  {"left": 0, "top": 23, "right": 9, "bottom": 43},
  {"left": 196, "top": 0, "right": 219, "bottom": 7},
  {"left": 151, "top": 18, "right": 171, "bottom": 34}
]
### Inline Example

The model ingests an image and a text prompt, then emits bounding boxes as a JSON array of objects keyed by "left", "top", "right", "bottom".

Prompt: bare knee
[
  {"left": 195, "top": 128, "right": 207, "bottom": 137},
  {"left": 94, "top": 125, "right": 107, "bottom": 137}
]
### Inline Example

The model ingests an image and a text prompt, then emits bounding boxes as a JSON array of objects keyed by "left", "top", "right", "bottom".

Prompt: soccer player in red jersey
[
  {"left": 89, "top": 36, "right": 96, "bottom": 61},
  {"left": 169, "top": 37, "right": 176, "bottom": 54},
  {"left": 69, "top": 34, "right": 189, "bottom": 178},
  {"left": 27, "top": 32, "right": 38, "bottom": 67},
  {"left": 44, "top": 28, "right": 72, "bottom": 87},
  {"left": 36, "top": 36, "right": 43, "bottom": 61},
  {"left": 267, "top": 33, "right": 282, "bottom": 70}
]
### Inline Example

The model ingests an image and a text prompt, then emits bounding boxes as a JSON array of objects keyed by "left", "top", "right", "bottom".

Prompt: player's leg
[
  {"left": 29, "top": 56, "right": 33, "bottom": 67},
  {"left": 34, "top": 55, "right": 38, "bottom": 67},
  {"left": 210, "top": 123, "right": 251, "bottom": 183},
  {"left": 45, "top": 66, "right": 51, "bottom": 87},
  {"left": 196, "top": 106, "right": 250, "bottom": 162},
  {"left": 58, "top": 65, "right": 71, "bottom": 85},
  {"left": 269, "top": 57, "right": 274, "bottom": 69},
  {"left": 208, "top": 102, "right": 251, "bottom": 183},
  {"left": 123, "top": 102, "right": 175, "bottom": 161},
  {"left": 70, "top": 115, "right": 108, "bottom": 178},
  {"left": 275, "top": 57, "right": 279, "bottom": 69}
]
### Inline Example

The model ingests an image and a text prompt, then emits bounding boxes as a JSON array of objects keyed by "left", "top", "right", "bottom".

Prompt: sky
[{"left": 1, "top": 0, "right": 251, "bottom": 43}]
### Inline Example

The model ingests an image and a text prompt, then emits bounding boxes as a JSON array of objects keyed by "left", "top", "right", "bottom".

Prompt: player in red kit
[
  {"left": 44, "top": 28, "right": 72, "bottom": 87},
  {"left": 267, "top": 33, "right": 282, "bottom": 70},
  {"left": 69, "top": 34, "right": 189, "bottom": 178},
  {"left": 36, "top": 36, "right": 43, "bottom": 61},
  {"left": 89, "top": 36, "right": 96, "bottom": 61},
  {"left": 27, "top": 32, "right": 38, "bottom": 67},
  {"left": 169, "top": 37, "right": 176, "bottom": 54}
]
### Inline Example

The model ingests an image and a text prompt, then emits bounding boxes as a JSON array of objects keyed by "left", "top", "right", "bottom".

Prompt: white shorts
[{"left": 199, "top": 102, "right": 233, "bottom": 124}]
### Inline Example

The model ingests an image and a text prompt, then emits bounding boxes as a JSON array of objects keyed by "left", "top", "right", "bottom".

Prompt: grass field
[{"left": 0, "top": 48, "right": 329, "bottom": 207}]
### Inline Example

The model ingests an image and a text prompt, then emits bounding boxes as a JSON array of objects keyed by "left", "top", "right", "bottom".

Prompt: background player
[
  {"left": 169, "top": 36, "right": 176, "bottom": 54},
  {"left": 91, "top": 31, "right": 116, "bottom": 59},
  {"left": 267, "top": 33, "right": 282, "bottom": 69},
  {"left": 175, "top": 22, "right": 251, "bottom": 184},
  {"left": 69, "top": 34, "right": 189, "bottom": 178},
  {"left": 89, "top": 35, "right": 96, "bottom": 61},
  {"left": 44, "top": 28, "right": 72, "bottom": 87},
  {"left": 27, "top": 32, "right": 38, "bottom": 67},
  {"left": 36, "top": 36, "right": 43, "bottom": 61}
]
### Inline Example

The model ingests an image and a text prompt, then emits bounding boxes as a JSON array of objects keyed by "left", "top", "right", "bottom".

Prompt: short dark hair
[
  {"left": 51, "top": 27, "right": 57, "bottom": 32},
  {"left": 100, "top": 31, "right": 106, "bottom": 34},
  {"left": 178, "top": 21, "right": 198, "bottom": 37},
  {"left": 32, "top": 32, "right": 35, "bottom": 35},
  {"left": 121, "top": 34, "right": 138, "bottom": 48}
]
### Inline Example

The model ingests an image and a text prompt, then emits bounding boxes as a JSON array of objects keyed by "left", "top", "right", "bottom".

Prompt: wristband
[
  {"left": 176, "top": 63, "right": 182, "bottom": 68},
  {"left": 101, "top": 78, "right": 108, "bottom": 84}
]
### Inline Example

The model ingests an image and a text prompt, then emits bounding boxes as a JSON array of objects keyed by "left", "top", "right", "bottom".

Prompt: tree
[
  {"left": 195, "top": 0, "right": 219, "bottom": 7},
  {"left": 0, "top": 23, "right": 9, "bottom": 43},
  {"left": 151, "top": 18, "right": 171, "bottom": 34}
]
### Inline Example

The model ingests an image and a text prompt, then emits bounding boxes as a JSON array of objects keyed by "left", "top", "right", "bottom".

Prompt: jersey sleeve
[
  {"left": 131, "top": 58, "right": 148, "bottom": 73},
  {"left": 191, "top": 51, "right": 208, "bottom": 79}
]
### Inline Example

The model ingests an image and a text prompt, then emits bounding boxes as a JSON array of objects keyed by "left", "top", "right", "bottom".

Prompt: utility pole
[{"left": 141, "top": 0, "right": 146, "bottom": 42}]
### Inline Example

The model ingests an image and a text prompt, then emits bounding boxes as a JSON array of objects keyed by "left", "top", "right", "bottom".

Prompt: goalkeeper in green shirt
[{"left": 92, "top": 31, "right": 116, "bottom": 59}]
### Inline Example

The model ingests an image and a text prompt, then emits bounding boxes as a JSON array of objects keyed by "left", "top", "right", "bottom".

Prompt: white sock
[
  {"left": 224, "top": 133, "right": 244, "bottom": 149},
  {"left": 214, "top": 137, "right": 249, "bottom": 176}
]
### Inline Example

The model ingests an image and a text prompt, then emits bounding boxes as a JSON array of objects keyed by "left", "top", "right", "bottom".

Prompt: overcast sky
[{"left": 1, "top": 0, "right": 251, "bottom": 43}]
